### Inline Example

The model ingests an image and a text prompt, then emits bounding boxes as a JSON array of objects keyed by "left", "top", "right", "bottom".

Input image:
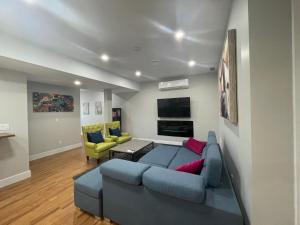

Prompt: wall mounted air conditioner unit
[{"left": 158, "top": 79, "right": 189, "bottom": 91}]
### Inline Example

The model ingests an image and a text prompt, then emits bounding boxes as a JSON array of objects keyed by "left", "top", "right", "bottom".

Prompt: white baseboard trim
[
  {"left": 0, "top": 170, "right": 31, "bottom": 188},
  {"left": 133, "top": 138, "right": 182, "bottom": 146},
  {"left": 29, "top": 143, "right": 82, "bottom": 161}
]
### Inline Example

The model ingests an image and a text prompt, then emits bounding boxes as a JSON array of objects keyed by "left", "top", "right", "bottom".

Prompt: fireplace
[{"left": 157, "top": 120, "right": 194, "bottom": 137}]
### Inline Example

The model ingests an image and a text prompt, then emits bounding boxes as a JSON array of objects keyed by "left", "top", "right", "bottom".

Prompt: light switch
[{"left": 0, "top": 124, "right": 10, "bottom": 131}]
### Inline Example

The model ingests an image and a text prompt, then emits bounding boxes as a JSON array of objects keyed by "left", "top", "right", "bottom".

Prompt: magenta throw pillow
[
  {"left": 176, "top": 159, "right": 205, "bottom": 174},
  {"left": 185, "top": 138, "right": 207, "bottom": 155}
]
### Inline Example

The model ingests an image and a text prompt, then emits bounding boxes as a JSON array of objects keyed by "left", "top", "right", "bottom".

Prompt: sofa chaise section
[
  {"left": 74, "top": 166, "right": 103, "bottom": 218},
  {"left": 100, "top": 159, "right": 151, "bottom": 225}
]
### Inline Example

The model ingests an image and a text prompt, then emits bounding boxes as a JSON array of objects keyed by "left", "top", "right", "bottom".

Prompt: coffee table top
[{"left": 109, "top": 139, "right": 153, "bottom": 154}]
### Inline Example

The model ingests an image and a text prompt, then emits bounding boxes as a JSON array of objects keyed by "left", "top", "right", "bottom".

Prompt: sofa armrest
[
  {"left": 104, "top": 138, "right": 114, "bottom": 143},
  {"left": 121, "top": 132, "right": 129, "bottom": 136},
  {"left": 85, "top": 142, "right": 96, "bottom": 149},
  {"left": 143, "top": 167, "right": 205, "bottom": 203},
  {"left": 110, "top": 135, "right": 118, "bottom": 140},
  {"left": 100, "top": 159, "right": 150, "bottom": 185}
]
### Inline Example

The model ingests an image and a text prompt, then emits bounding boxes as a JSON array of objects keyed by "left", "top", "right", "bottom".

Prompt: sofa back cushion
[
  {"left": 143, "top": 167, "right": 206, "bottom": 203},
  {"left": 200, "top": 144, "right": 222, "bottom": 187},
  {"left": 207, "top": 131, "right": 218, "bottom": 145},
  {"left": 201, "top": 131, "right": 218, "bottom": 160},
  {"left": 100, "top": 159, "right": 150, "bottom": 185}
]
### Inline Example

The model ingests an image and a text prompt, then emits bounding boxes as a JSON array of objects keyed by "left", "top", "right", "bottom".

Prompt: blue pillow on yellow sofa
[
  {"left": 87, "top": 131, "right": 104, "bottom": 144},
  {"left": 109, "top": 128, "right": 122, "bottom": 137}
]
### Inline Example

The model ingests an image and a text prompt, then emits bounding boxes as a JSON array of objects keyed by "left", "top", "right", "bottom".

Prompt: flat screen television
[{"left": 157, "top": 97, "right": 191, "bottom": 118}]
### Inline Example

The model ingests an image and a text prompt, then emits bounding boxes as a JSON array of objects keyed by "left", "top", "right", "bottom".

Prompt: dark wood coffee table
[{"left": 109, "top": 139, "right": 154, "bottom": 161}]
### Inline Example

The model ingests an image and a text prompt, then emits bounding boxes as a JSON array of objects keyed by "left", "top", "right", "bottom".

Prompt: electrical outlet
[
  {"left": 58, "top": 140, "right": 62, "bottom": 145},
  {"left": 55, "top": 118, "right": 59, "bottom": 122},
  {"left": 0, "top": 124, "right": 10, "bottom": 131}
]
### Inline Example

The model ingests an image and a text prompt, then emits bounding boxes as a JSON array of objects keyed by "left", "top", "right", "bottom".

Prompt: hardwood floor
[{"left": 0, "top": 148, "right": 117, "bottom": 225}]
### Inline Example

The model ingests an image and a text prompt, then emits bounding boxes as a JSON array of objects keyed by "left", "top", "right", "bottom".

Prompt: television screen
[{"left": 157, "top": 97, "right": 191, "bottom": 118}]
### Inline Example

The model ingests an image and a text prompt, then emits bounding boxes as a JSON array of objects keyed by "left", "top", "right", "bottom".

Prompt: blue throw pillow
[
  {"left": 109, "top": 128, "right": 122, "bottom": 137},
  {"left": 87, "top": 131, "right": 104, "bottom": 144}
]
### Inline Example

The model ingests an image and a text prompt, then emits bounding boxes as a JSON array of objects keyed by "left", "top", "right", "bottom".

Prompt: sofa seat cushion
[
  {"left": 143, "top": 166, "right": 205, "bottom": 203},
  {"left": 74, "top": 167, "right": 102, "bottom": 198},
  {"left": 95, "top": 142, "right": 116, "bottom": 153},
  {"left": 116, "top": 136, "right": 132, "bottom": 144},
  {"left": 100, "top": 159, "right": 150, "bottom": 185},
  {"left": 139, "top": 145, "right": 180, "bottom": 168},
  {"left": 168, "top": 147, "right": 201, "bottom": 170}
]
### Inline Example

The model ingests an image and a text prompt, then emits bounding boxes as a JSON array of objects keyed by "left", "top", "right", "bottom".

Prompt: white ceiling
[
  {"left": 0, "top": 56, "right": 133, "bottom": 93},
  {"left": 0, "top": 0, "right": 232, "bottom": 82}
]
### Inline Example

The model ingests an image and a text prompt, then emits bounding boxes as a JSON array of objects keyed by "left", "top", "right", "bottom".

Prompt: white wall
[
  {"left": 218, "top": 0, "right": 252, "bottom": 223},
  {"left": 80, "top": 89, "right": 104, "bottom": 126},
  {"left": 249, "top": 0, "right": 294, "bottom": 225},
  {"left": 28, "top": 82, "right": 81, "bottom": 158},
  {"left": 293, "top": 0, "right": 300, "bottom": 224},
  {"left": 0, "top": 69, "right": 30, "bottom": 187},
  {"left": 220, "top": 1, "right": 294, "bottom": 225},
  {"left": 112, "top": 93, "right": 126, "bottom": 110},
  {"left": 116, "top": 74, "right": 219, "bottom": 144}
]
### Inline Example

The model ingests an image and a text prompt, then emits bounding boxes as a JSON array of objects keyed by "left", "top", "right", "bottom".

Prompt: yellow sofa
[
  {"left": 105, "top": 121, "right": 132, "bottom": 144},
  {"left": 82, "top": 124, "right": 117, "bottom": 162}
]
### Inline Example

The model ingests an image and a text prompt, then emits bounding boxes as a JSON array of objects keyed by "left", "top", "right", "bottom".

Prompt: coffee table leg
[{"left": 109, "top": 151, "right": 111, "bottom": 160}]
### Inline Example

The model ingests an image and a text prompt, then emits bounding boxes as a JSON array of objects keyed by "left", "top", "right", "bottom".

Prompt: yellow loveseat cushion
[
  {"left": 95, "top": 142, "right": 117, "bottom": 153},
  {"left": 116, "top": 136, "right": 132, "bottom": 144}
]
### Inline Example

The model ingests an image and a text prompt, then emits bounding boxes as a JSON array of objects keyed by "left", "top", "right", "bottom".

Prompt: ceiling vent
[{"left": 158, "top": 79, "right": 189, "bottom": 91}]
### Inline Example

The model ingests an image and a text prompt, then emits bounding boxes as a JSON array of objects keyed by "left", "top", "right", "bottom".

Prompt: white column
[
  {"left": 103, "top": 89, "right": 112, "bottom": 122},
  {"left": 293, "top": 1, "right": 300, "bottom": 224}
]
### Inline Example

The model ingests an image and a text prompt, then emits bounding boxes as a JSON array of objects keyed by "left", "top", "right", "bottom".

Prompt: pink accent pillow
[
  {"left": 185, "top": 138, "right": 207, "bottom": 155},
  {"left": 176, "top": 159, "right": 205, "bottom": 174}
]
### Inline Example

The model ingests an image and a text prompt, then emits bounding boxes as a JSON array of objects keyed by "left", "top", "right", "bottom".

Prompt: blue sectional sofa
[{"left": 74, "top": 131, "right": 244, "bottom": 225}]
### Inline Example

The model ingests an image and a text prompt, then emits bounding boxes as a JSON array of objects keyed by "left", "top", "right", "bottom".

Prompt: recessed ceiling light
[
  {"left": 174, "top": 30, "right": 185, "bottom": 41},
  {"left": 100, "top": 54, "right": 110, "bottom": 62},
  {"left": 135, "top": 71, "right": 142, "bottom": 77},
  {"left": 23, "top": 0, "right": 35, "bottom": 4},
  {"left": 74, "top": 80, "right": 81, "bottom": 86},
  {"left": 188, "top": 60, "right": 196, "bottom": 67}
]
